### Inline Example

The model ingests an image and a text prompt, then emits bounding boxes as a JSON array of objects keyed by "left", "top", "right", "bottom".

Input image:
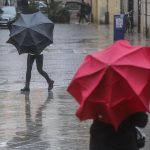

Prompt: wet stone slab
[{"left": 0, "top": 88, "right": 91, "bottom": 150}]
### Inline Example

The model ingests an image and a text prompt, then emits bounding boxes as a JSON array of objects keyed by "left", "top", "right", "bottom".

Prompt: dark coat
[
  {"left": 80, "top": 2, "right": 87, "bottom": 15},
  {"left": 90, "top": 112, "right": 148, "bottom": 150}
]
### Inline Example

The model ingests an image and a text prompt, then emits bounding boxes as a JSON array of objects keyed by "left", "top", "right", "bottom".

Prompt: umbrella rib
[
  {"left": 107, "top": 108, "right": 117, "bottom": 127},
  {"left": 29, "top": 30, "right": 44, "bottom": 45},
  {"left": 30, "top": 23, "right": 53, "bottom": 39},
  {"left": 32, "top": 22, "right": 51, "bottom": 27},
  {"left": 114, "top": 46, "right": 144, "bottom": 63},
  {"left": 112, "top": 67, "right": 139, "bottom": 96},
  {"left": 76, "top": 68, "right": 106, "bottom": 80},
  {"left": 113, "top": 64, "right": 150, "bottom": 93},
  {"left": 75, "top": 55, "right": 107, "bottom": 79},
  {"left": 114, "top": 64, "right": 150, "bottom": 70},
  {"left": 81, "top": 69, "right": 107, "bottom": 102},
  {"left": 19, "top": 30, "right": 30, "bottom": 46},
  {"left": 108, "top": 66, "right": 150, "bottom": 113},
  {"left": 90, "top": 55, "right": 107, "bottom": 66},
  {"left": 112, "top": 66, "right": 150, "bottom": 105},
  {"left": 9, "top": 27, "right": 26, "bottom": 37},
  {"left": 139, "top": 97, "right": 150, "bottom": 112},
  {"left": 32, "top": 32, "right": 50, "bottom": 46},
  {"left": 30, "top": 28, "right": 51, "bottom": 41},
  {"left": 13, "top": 24, "right": 27, "bottom": 28}
]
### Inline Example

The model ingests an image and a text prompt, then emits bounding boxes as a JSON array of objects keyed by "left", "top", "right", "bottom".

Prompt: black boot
[
  {"left": 21, "top": 83, "right": 30, "bottom": 92},
  {"left": 21, "top": 86, "right": 30, "bottom": 92},
  {"left": 48, "top": 80, "right": 54, "bottom": 91}
]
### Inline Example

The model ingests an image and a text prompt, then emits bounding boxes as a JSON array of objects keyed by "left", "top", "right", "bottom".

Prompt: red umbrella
[{"left": 67, "top": 40, "right": 150, "bottom": 130}]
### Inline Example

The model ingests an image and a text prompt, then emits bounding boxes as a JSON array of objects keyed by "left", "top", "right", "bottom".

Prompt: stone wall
[
  {"left": 92, "top": 0, "right": 121, "bottom": 24},
  {"left": 141, "top": 0, "right": 150, "bottom": 37},
  {"left": 0, "top": 0, "right": 5, "bottom": 6}
]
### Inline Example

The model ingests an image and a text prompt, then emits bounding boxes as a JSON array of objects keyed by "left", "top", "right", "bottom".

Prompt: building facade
[
  {"left": 91, "top": 0, "right": 121, "bottom": 24},
  {"left": 91, "top": 0, "right": 150, "bottom": 37},
  {"left": 140, "top": 0, "right": 150, "bottom": 37}
]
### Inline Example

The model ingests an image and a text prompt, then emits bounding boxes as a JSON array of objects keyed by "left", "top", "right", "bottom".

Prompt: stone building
[
  {"left": 140, "top": 0, "right": 150, "bottom": 37},
  {"left": 91, "top": 0, "right": 150, "bottom": 37},
  {"left": 0, "top": 0, "right": 17, "bottom": 6}
]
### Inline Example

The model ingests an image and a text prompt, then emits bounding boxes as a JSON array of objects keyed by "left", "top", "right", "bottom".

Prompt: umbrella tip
[{"left": 98, "top": 114, "right": 103, "bottom": 119}]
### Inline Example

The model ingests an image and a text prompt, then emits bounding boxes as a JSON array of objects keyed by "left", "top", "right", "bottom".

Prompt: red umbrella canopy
[{"left": 67, "top": 40, "right": 150, "bottom": 130}]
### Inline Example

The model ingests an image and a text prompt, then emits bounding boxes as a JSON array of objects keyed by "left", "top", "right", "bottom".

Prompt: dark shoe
[
  {"left": 21, "top": 87, "right": 30, "bottom": 92},
  {"left": 48, "top": 80, "right": 54, "bottom": 91}
]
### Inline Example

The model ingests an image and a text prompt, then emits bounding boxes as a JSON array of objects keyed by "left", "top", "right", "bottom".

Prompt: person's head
[{"left": 82, "top": 0, "right": 84, "bottom": 2}]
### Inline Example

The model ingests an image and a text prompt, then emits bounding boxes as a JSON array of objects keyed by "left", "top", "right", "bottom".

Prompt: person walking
[
  {"left": 21, "top": 53, "right": 54, "bottom": 92},
  {"left": 90, "top": 112, "right": 148, "bottom": 150},
  {"left": 85, "top": 3, "right": 91, "bottom": 23},
  {"left": 78, "top": 0, "right": 89, "bottom": 24},
  {"left": 5, "top": 0, "right": 9, "bottom": 6}
]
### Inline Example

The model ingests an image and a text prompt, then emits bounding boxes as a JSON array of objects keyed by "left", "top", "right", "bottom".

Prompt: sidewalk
[{"left": 0, "top": 23, "right": 149, "bottom": 150}]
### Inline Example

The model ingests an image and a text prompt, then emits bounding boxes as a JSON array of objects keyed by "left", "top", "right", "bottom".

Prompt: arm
[
  {"left": 120, "top": 112, "right": 148, "bottom": 130},
  {"left": 129, "top": 112, "right": 148, "bottom": 128}
]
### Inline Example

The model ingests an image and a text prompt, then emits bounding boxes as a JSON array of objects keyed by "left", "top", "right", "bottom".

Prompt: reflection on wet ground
[
  {"left": 7, "top": 91, "right": 53, "bottom": 149},
  {"left": 0, "top": 89, "right": 90, "bottom": 150}
]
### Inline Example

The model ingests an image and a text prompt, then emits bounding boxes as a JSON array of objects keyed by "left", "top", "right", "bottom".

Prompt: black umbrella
[{"left": 7, "top": 11, "right": 54, "bottom": 55}]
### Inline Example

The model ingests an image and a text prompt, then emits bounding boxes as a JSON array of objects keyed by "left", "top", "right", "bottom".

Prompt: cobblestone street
[{"left": 0, "top": 23, "right": 150, "bottom": 150}]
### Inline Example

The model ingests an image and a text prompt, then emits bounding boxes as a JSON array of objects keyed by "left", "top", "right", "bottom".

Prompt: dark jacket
[
  {"left": 90, "top": 112, "right": 148, "bottom": 150},
  {"left": 80, "top": 2, "right": 87, "bottom": 15}
]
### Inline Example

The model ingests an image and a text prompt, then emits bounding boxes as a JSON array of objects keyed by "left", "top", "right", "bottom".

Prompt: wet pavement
[{"left": 0, "top": 23, "right": 150, "bottom": 150}]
